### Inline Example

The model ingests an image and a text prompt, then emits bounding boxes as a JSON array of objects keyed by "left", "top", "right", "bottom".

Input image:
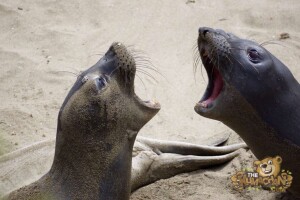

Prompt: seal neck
[
  {"left": 221, "top": 86, "right": 300, "bottom": 159},
  {"left": 49, "top": 129, "right": 134, "bottom": 200}
]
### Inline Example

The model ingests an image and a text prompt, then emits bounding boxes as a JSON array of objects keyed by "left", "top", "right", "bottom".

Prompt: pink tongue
[{"left": 203, "top": 70, "right": 223, "bottom": 105}]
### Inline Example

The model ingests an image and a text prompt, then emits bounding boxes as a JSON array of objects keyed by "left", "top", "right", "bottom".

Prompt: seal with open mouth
[
  {"left": 5, "top": 42, "right": 161, "bottom": 200},
  {"left": 194, "top": 27, "right": 300, "bottom": 197},
  {"left": 2, "top": 42, "right": 247, "bottom": 200}
]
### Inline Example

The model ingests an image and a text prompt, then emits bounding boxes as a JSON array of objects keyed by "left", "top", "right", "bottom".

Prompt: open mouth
[
  {"left": 111, "top": 42, "right": 161, "bottom": 111},
  {"left": 196, "top": 49, "right": 224, "bottom": 110}
]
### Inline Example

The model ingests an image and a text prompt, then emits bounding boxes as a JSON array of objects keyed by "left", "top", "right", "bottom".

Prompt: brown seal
[
  {"left": 2, "top": 42, "right": 247, "bottom": 200},
  {"left": 194, "top": 27, "right": 300, "bottom": 198},
  {"left": 5, "top": 42, "right": 160, "bottom": 200}
]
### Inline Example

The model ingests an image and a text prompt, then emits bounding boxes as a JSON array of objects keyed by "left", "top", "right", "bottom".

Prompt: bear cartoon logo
[
  {"left": 231, "top": 155, "right": 293, "bottom": 192},
  {"left": 254, "top": 156, "right": 282, "bottom": 177}
]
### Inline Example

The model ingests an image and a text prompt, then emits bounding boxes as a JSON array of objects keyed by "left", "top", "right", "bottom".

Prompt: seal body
[
  {"left": 5, "top": 43, "right": 160, "bottom": 200},
  {"left": 194, "top": 27, "right": 300, "bottom": 197}
]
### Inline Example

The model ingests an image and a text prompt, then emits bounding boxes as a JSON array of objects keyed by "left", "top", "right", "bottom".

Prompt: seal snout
[
  {"left": 106, "top": 42, "right": 161, "bottom": 114},
  {"left": 109, "top": 42, "right": 136, "bottom": 73},
  {"left": 195, "top": 28, "right": 227, "bottom": 113}
]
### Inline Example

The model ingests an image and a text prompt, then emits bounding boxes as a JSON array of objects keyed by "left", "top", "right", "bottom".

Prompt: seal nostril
[
  {"left": 199, "top": 27, "right": 217, "bottom": 38},
  {"left": 203, "top": 30, "right": 209, "bottom": 36},
  {"left": 199, "top": 28, "right": 210, "bottom": 37}
]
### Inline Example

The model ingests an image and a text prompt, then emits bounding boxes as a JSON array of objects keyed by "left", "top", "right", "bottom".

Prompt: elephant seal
[
  {"left": 5, "top": 42, "right": 161, "bottom": 200},
  {"left": 194, "top": 27, "right": 300, "bottom": 197}
]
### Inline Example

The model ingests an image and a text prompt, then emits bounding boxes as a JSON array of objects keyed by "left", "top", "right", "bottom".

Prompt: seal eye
[
  {"left": 248, "top": 49, "right": 260, "bottom": 63},
  {"left": 97, "top": 77, "right": 107, "bottom": 88},
  {"left": 95, "top": 75, "right": 109, "bottom": 91}
]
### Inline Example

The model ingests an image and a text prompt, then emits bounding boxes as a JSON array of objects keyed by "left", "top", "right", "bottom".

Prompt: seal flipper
[
  {"left": 200, "top": 131, "right": 230, "bottom": 146},
  {"left": 131, "top": 150, "right": 243, "bottom": 191},
  {"left": 136, "top": 136, "right": 247, "bottom": 156},
  {"left": 131, "top": 137, "right": 247, "bottom": 191}
]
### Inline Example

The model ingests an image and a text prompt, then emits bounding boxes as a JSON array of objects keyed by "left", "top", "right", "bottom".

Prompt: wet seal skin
[
  {"left": 5, "top": 42, "right": 161, "bottom": 200},
  {"left": 194, "top": 27, "right": 300, "bottom": 198}
]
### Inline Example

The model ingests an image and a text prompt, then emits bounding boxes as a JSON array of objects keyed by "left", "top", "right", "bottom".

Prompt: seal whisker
[
  {"left": 136, "top": 65, "right": 160, "bottom": 73},
  {"left": 135, "top": 73, "right": 148, "bottom": 93},
  {"left": 52, "top": 70, "right": 79, "bottom": 77},
  {"left": 127, "top": 45, "right": 149, "bottom": 56},
  {"left": 192, "top": 46, "right": 206, "bottom": 83},
  {"left": 128, "top": 48, "right": 155, "bottom": 63},
  {"left": 125, "top": 47, "right": 163, "bottom": 80},
  {"left": 259, "top": 40, "right": 287, "bottom": 48},
  {"left": 136, "top": 65, "right": 166, "bottom": 80},
  {"left": 193, "top": 52, "right": 203, "bottom": 81},
  {"left": 135, "top": 60, "right": 167, "bottom": 82},
  {"left": 208, "top": 48, "right": 216, "bottom": 65},
  {"left": 228, "top": 54, "right": 246, "bottom": 71},
  {"left": 134, "top": 58, "right": 161, "bottom": 75},
  {"left": 87, "top": 52, "right": 105, "bottom": 58},
  {"left": 108, "top": 64, "right": 122, "bottom": 77},
  {"left": 225, "top": 55, "right": 234, "bottom": 73},
  {"left": 135, "top": 60, "right": 159, "bottom": 72},
  {"left": 228, "top": 47, "right": 247, "bottom": 52},
  {"left": 194, "top": 55, "right": 201, "bottom": 72},
  {"left": 134, "top": 56, "right": 159, "bottom": 70},
  {"left": 229, "top": 52, "right": 259, "bottom": 74},
  {"left": 128, "top": 47, "right": 167, "bottom": 82},
  {"left": 136, "top": 69, "right": 159, "bottom": 83},
  {"left": 217, "top": 51, "right": 221, "bottom": 72},
  {"left": 130, "top": 52, "right": 152, "bottom": 60}
]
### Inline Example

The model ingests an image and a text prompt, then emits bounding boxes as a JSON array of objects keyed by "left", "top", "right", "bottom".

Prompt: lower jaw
[
  {"left": 194, "top": 102, "right": 214, "bottom": 115},
  {"left": 194, "top": 93, "right": 222, "bottom": 118}
]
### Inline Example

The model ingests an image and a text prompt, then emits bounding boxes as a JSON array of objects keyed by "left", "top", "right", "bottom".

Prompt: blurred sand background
[{"left": 0, "top": 0, "right": 299, "bottom": 199}]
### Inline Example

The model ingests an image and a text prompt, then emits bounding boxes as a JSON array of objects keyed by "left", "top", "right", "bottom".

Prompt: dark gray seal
[
  {"left": 5, "top": 42, "right": 161, "bottom": 200},
  {"left": 194, "top": 27, "right": 300, "bottom": 197}
]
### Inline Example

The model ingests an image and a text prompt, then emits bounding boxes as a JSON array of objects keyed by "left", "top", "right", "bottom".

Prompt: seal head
[
  {"left": 6, "top": 42, "right": 160, "bottom": 200},
  {"left": 59, "top": 42, "right": 160, "bottom": 135},
  {"left": 195, "top": 27, "right": 300, "bottom": 146},
  {"left": 194, "top": 27, "right": 300, "bottom": 196}
]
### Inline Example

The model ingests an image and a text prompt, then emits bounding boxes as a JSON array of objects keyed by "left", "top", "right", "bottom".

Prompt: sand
[{"left": 0, "top": 0, "right": 299, "bottom": 199}]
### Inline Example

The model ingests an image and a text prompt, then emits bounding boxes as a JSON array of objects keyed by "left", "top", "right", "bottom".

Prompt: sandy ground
[{"left": 0, "top": 0, "right": 299, "bottom": 199}]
